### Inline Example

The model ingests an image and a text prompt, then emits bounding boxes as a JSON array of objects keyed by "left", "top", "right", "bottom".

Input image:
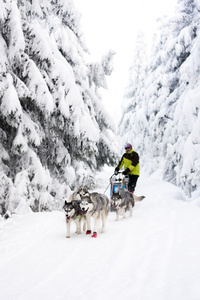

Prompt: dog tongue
[
  {"left": 66, "top": 216, "right": 70, "bottom": 221},
  {"left": 81, "top": 210, "right": 86, "bottom": 216}
]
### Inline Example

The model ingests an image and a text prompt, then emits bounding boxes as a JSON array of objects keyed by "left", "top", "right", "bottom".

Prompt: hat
[{"left": 125, "top": 143, "right": 132, "bottom": 149}]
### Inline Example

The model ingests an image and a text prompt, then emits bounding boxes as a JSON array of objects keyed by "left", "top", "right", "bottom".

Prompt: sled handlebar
[{"left": 110, "top": 172, "right": 125, "bottom": 181}]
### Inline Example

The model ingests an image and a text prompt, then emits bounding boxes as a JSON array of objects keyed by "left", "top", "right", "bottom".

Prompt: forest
[
  {"left": 0, "top": 0, "right": 117, "bottom": 214},
  {"left": 0, "top": 0, "right": 200, "bottom": 216},
  {"left": 119, "top": 0, "right": 200, "bottom": 198}
]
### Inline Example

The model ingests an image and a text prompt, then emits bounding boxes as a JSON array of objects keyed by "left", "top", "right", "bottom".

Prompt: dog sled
[
  {"left": 110, "top": 172, "right": 129, "bottom": 196},
  {"left": 109, "top": 172, "right": 145, "bottom": 215}
]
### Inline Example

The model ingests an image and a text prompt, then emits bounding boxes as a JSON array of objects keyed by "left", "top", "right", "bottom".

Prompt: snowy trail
[{"left": 0, "top": 167, "right": 200, "bottom": 300}]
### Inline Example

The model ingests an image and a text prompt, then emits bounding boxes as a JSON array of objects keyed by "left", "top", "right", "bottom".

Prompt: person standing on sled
[{"left": 114, "top": 143, "right": 140, "bottom": 194}]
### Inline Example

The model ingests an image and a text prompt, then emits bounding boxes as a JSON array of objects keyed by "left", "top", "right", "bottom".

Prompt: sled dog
[
  {"left": 63, "top": 199, "right": 86, "bottom": 238},
  {"left": 80, "top": 192, "right": 110, "bottom": 238},
  {"left": 66, "top": 186, "right": 90, "bottom": 202},
  {"left": 63, "top": 186, "right": 91, "bottom": 238},
  {"left": 111, "top": 188, "right": 145, "bottom": 221}
]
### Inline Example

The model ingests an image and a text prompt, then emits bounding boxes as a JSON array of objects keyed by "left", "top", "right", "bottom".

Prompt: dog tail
[{"left": 133, "top": 195, "right": 145, "bottom": 201}]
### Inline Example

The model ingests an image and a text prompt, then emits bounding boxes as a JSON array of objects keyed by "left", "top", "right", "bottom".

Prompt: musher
[{"left": 114, "top": 143, "right": 140, "bottom": 193}]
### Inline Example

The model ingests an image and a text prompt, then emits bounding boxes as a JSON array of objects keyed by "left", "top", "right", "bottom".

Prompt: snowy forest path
[{"left": 0, "top": 167, "right": 200, "bottom": 300}]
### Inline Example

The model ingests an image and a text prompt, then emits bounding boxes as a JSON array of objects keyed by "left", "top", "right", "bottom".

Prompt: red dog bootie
[
  {"left": 86, "top": 230, "right": 92, "bottom": 235},
  {"left": 91, "top": 232, "right": 97, "bottom": 238}
]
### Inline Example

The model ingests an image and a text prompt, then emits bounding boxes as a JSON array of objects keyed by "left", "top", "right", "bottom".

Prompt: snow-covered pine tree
[
  {"left": 118, "top": 32, "right": 149, "bottom": 158},
  {"left": 119, "top": 0, "right": 200, "bottom": 197},
  {"left": 0, "top": 0, "right": 117, "bottom": 215}
]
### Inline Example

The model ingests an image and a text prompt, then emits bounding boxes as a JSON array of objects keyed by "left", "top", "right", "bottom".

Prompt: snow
[
  {"left": 1, "top": 166, "right": 200, "bottom": 300},
  {"left": 118, "top": 1, "right": 200, "bottom": 197},
  {"left": 1, "top": 74, "right": 22, "bottom": 126}
]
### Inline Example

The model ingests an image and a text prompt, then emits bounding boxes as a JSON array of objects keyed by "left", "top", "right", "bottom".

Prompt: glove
[
  {"left": 114, "top": 167, "right": 119, "bottom": 175},
  {"left": 122, "top": 168, "right": 130, "bottom": 175}
]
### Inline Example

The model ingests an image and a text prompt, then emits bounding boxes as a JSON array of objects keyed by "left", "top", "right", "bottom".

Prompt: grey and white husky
[
  {"left": 80, "top": 192, "right": 110, "bottom": 238},
  {"left": 63, "top": 186, "right": 92, "bottom": 238},
  {"left": 111, "top": 189, "right": 145, "bottom": 221},
  {"left": 63, "top": 199, "right": 86, "bottom": 238}
]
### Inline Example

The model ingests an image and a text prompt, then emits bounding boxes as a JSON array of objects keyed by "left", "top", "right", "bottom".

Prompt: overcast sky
[{"left": 73, "top": 0, "right": 177, "bottom": 124}]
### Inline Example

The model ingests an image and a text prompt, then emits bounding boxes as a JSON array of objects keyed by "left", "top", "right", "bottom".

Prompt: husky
[
  {"left": 63, "top": 186, "right": 91, "bottom": 238},
  {"left": 66, "top": 186, "right": 90, "bottom": 202},
  {"left": 80, "top": 192, "right": 110, "bottom": 238},
  {"left": 111, "top": 188, "right": 145, "bottom": 221},
  {"left": 63, "top": 199, "right": 86, "bottom": 238}
]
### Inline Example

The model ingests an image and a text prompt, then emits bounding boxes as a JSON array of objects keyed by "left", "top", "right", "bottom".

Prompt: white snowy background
[{"left": 73, "top": 0, "right": 177, "bottom": 122}]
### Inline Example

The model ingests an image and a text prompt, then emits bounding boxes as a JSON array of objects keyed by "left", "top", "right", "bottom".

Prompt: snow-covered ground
[{"left": 0, "top": 166, "right": 200, "bottom": 300}]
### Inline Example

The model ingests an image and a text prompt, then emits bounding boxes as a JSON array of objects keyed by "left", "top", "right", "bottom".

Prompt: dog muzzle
[
  {"left": 66, "top": 215, "right": 71, "bottom": 221},
  {"left": 80, "top": 208, "right": 88, "bottom": 215},
  {"left": 111, "top": 202, "right": 116, "bottom": 209}
]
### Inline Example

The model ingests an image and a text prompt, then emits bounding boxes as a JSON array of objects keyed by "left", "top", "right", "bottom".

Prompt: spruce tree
[
  {"left": 0, "top": 0, "right": 117, "bottom": 214},
  {"left": 119, "top": 0, "right": 200, "bottom": 196}
]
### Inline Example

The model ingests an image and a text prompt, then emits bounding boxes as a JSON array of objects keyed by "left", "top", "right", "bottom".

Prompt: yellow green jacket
[{"left": 117, "top": 149, "right": 140, "bottom": 175}]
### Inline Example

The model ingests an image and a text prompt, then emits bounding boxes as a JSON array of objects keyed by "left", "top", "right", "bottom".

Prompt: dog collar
[{"left": 75, "top": 214, "right": 85, "bottom": 219}]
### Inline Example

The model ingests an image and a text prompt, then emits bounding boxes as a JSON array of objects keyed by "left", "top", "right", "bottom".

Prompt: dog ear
[
  {"left": 83, "top": 186, "right": 88, "bottom": 192},
  {"left": 65, "top": 198, "right": 72, "bottom": 204}
]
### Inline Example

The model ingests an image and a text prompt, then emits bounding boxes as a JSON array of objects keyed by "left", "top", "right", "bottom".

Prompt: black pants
[{"left": 128, "top": 175, "right": 139, "bottom": 192}]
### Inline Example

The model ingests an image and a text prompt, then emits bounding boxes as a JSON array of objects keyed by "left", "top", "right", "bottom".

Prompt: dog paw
[
  {"left": 86, "top": 230, "right": 92, "bottom": 235},
  {"left": 91, "top": 232, "right": 97, "bottom": 238}
]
